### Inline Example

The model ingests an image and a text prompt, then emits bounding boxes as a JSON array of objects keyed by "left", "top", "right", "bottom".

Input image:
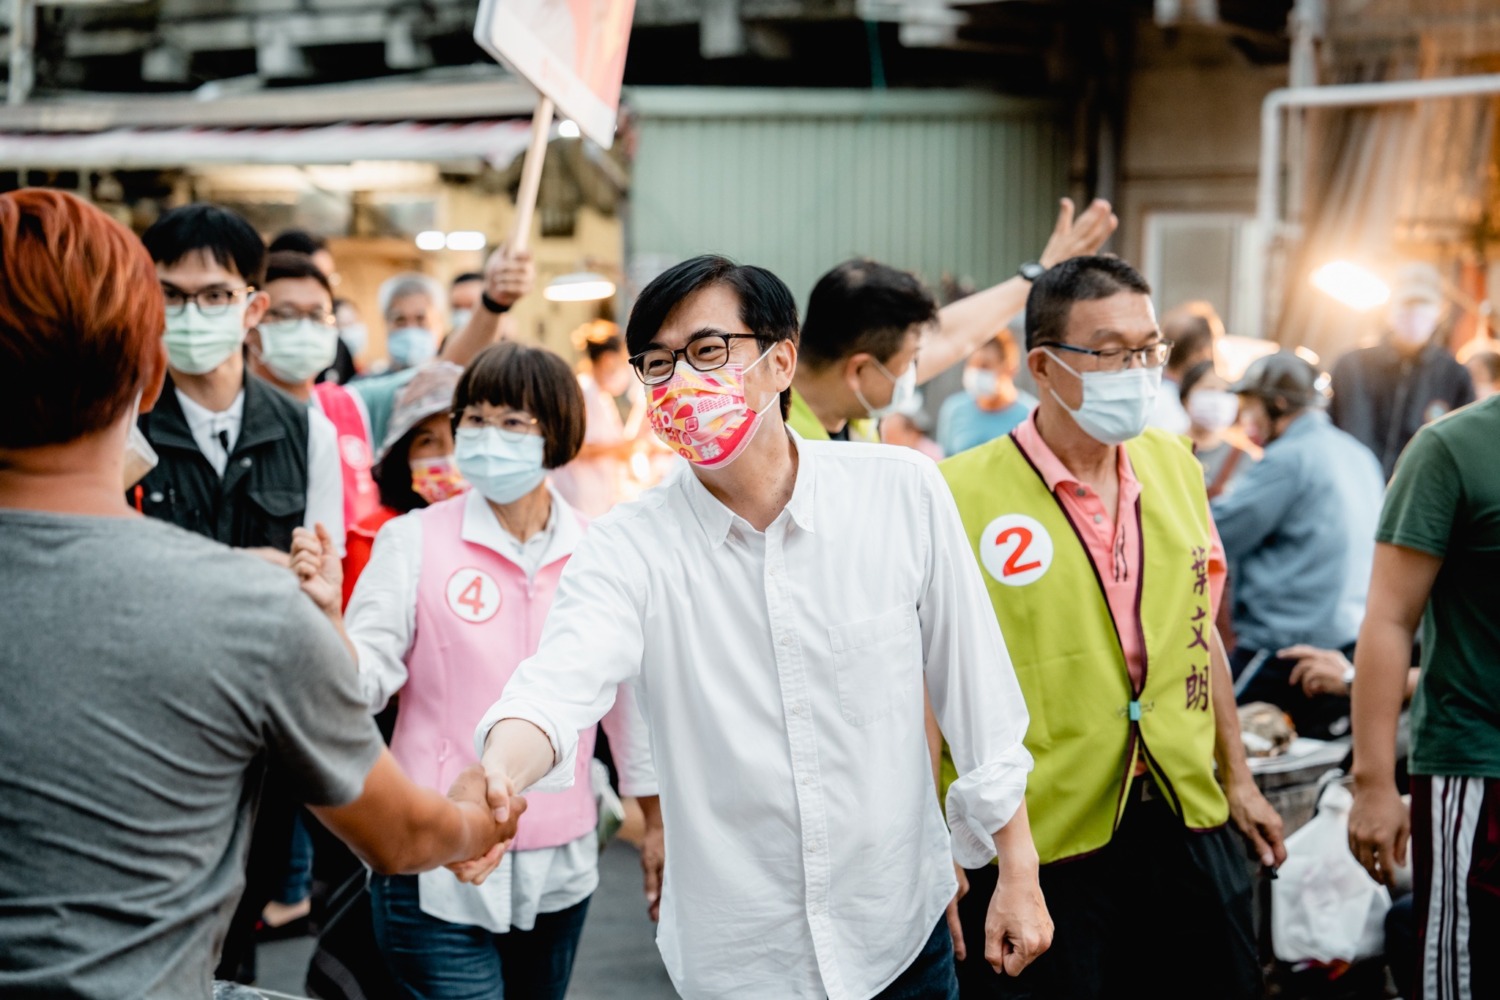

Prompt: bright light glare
[
  {"left": 415, "top": 230, "right": 446, "bottom": 251},
  {"left": 558, "top": 119, "right": 582, "bottom": 139},
  {"left": 544, "top": 272, "right": 617, "bottom": 302},
  {"left": 445, "top": 231, "right": 487, "bottom": 252},
  {"left": 1312, "top": 261, "right": 1391, "bottom": 311}
]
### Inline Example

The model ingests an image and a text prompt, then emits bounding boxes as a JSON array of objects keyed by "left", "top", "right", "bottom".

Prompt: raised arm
[
  {"left": 916, "top": 198, "right": 1117, "bottom": 383},
  {"left": 439, "top": 245, "right": 535, "bottom": 367}
]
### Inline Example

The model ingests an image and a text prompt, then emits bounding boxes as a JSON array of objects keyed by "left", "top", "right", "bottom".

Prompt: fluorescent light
[
  {"left": 415, "top": 230, "right": 446, "bottom": 251},
  {"left": 1311, "top": 261, "right": 1391, "bottom": 311},
  {"left": 445, "top": 231, "right": 487, "bottom": 252},
  {"left": 558, "top": 119, "right": 581, "bottom": 139},
  {"left": 545, "top": 271, "right": 617, "bottom": 303}
]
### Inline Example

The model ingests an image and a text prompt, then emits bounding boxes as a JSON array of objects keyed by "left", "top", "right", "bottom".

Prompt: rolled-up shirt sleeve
[
  {"left": 473, "top": 525, "right": 648, "bottom": 793},
  {"left": 916, "top": 463, "right": 1033, "bottom": 869}
]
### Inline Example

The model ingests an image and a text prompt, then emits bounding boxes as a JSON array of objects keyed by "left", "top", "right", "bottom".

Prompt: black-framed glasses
[
  {"left": 1037, "top": 338, "right": 1174, "bottom": 372},
  {"left": 161, "top": 285, "right": 254, "bottom": 317},
  {"left": 630, "top": 333, "right": 763, "bottom": 386},
  {"left": 264, "top": 305, "right": 337, "bottom": 327}
]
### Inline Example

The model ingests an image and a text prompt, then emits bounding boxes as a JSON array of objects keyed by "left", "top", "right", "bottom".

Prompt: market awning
[{"left": 0, "top": 119, "right": 538, "bottom": 168}]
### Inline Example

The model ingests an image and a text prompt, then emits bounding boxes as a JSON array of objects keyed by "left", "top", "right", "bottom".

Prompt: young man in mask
[
  {"left": 1330, "top": 262, "right": 1475, "bottom": 479},
  {"left": 1211, "top": 352, "right": 1385, "bottom": 739},
  {"left": 938, "top": 256, "right": 1285, "bottom": 999},
  {"left": 787, "top": 198, "right": 1116, "bottom": 442},
  {"left": 450, "top": 270, "right": 485, "bottom": 335},
  {"left": 249, "top": 251, "right": 380, "bottom": 535},
  {"left": 473, "top": 255, "right": 1051, "bottom": 999}
]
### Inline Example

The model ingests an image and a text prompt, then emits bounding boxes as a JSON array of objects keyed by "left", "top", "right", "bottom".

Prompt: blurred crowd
[{"left": 2, "top": 187, "right": 1497, "bottom": 1000}]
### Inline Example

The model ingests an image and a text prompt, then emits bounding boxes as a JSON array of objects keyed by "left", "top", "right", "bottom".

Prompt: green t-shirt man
[{"left": 1377, "top": 395, "right": 1500, "bottom": 777}]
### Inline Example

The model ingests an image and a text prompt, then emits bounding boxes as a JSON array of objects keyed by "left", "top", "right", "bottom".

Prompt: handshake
[{"left": 443, "top": 763, "right": 530, "bottom": 885}]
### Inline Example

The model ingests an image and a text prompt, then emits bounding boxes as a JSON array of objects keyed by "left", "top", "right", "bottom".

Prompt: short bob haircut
[
  {"left": 625, "top": 254, "right": 799, "bottom": 419},
  {"left": 1025, "top": 256, "right": 1152, "bottom": 352},
  {"left": 800, "top": 259, "right": 938, "bottom": 370},
  {"left": 452, "top": 342, "right": 586, "bottom": 469},
  {"left": 264, "top": 250, "right": 334, "bottom": 299},
  {"left": 0, "top": 189, "right": 166, "bottom": 449},
  {"left": 141, "top": 203, "right": 267, "bottom": 286}
]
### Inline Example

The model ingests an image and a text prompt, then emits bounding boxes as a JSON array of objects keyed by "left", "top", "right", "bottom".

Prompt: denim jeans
[
  {"left": 369, "top": 873, "right": 590, "bottom": 1000},
  {"left": 873, "top": 917, "right": 960, "bottom": 1000}
]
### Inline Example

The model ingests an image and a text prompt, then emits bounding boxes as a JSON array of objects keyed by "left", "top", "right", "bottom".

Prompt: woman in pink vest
[{"left": 326, "top": 342, "right": 654, "bottom": 1000}]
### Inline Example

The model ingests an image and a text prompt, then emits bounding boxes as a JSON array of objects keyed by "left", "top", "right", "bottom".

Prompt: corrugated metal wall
[{"left": 627, "top": 88, "right": 1071, "bottom": 307}]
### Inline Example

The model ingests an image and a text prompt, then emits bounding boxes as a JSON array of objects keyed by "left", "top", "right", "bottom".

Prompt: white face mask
[
  {"left": 164, "top": 302, "right": 248, "bottom": 375},
  {"left": 855, "top": 357, "right": 918, "bottom": 420},
  {"left": 257, "top": 318, "right": 340, "bottom": 384},
  {"left": 1389, "top": 302, "right": 1442, "bottom": 347},
  {"left": 450, "top": 308, "right": 475, "bottom": 334},
  {"left": 123, "top": 391, "right": 158, "bottom": 490},
  {"left": 963, "top": 367, "right": 1000, "bottom": 400},
  {"left": 1186, "top": 389, "right": 1239, "bottom": 433},
  {"left": 339, "top": 321, "right": 368, "bottom": 357},
  {"left": 1044, "top": 349, "right": 1161, "bottom": 446},
  {"left": 455, "top": 427, "right": 547, "bottom": 505}
]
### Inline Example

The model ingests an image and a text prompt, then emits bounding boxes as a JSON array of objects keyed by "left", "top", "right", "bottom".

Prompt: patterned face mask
[
  {"left": 409, "top": 454, "right": 467, "bottom": 504},
  {"left": 648, "top": 345, "right": 776, "bottom": 469}
]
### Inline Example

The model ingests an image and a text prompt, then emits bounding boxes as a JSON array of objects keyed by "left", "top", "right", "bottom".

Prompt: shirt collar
[
  {"left": 1012, "top": 409, "right": 1142, "bottom": 502},
  {"left": 460, "top": 483, "right": 581, "bottom": 567},
  {"left": 175, "top": 387, "right": 245, "bottom": 435},
  {"left": 680, "top": 430, "right": 817, "bottom": 548}
]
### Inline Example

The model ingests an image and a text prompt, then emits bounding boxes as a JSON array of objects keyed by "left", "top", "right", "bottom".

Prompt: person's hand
[
  {"left": 1226, "top": 774, "right": 1287, "bottom": 868},
  {"left": 444, "top": 764, "right": 526, "bottom": 884},
  {"left": 1281, "top": 644, "right": 1353, "bottom": 697},
  {"left": 485, "top": 245, "right": 536, "bottom": 309},
  {"left": 985, "top": 861, "right": 1052, "bottom": 976},
  {"left": 289, "top": 524, "right": 342, "bottom": 616},
  {"left": 947, "top": 864, "right": 970, "bottom": 961},
  {"left": 1348, "top": 779, "right": 1410, "bottom": 888},
  {"left": 640, "top": 817, "right": 665, "bottom": 922},
  {"left": 1036, "top": 198, "right": 1118, "bottom": 269}
]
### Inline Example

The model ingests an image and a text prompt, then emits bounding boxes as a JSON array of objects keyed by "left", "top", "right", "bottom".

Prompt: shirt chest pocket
[{"left": 827, "top": 603, "right": 920, "bottom": 727}]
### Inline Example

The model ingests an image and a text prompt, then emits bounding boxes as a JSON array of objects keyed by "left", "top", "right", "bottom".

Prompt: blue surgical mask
[
  {"left": 1044, "top": 349, "right": 1161, "bottom": 446},
  {"left": 387, "top": 326, "right": 436, "bottom": 369},
  {"left": 454, "top": 426, "right": 546, "bottom": 504}
]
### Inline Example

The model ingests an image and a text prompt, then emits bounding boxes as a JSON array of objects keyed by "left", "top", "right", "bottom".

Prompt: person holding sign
[
  {"left": 938, "top": 257, "right": 1284, "bottom": 999},
  {"left": 472, "top": 255, "right": 1048, "bottom": 1000},
  {"left": 292, "top": 342, "right": 656, "bottom": 1000}
]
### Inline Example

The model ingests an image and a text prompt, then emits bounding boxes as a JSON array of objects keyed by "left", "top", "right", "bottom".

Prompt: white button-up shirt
[{"left": 476, "top": 436, "right": 1032, "bottom": 1000}]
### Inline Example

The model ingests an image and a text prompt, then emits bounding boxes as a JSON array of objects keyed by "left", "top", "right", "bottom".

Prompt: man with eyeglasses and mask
[
  {"left": 938, "top": 256, "right": 1285, "bottom": 999},
  {"left": 471, "top": 254, "right": 1051, "bottom": 999},
  {"left": 249, "top": 250, "right": 381, "bottom": 538}
]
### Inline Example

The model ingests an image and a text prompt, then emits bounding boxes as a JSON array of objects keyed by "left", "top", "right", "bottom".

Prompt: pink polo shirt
[{"left": 1012, "top": 411, "right": 1227, "bottom": 693}]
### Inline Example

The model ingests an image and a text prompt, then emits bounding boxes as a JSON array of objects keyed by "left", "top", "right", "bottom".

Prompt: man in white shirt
[{"left": 473, "top": 255, "right": 1050, "bottom": 999}]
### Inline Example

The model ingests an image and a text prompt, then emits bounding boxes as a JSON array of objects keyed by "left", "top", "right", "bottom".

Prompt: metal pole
[
  {"left": 508, "top": 95, "right": 554, "bottom": 253},
  {"left": 8, "top": 0, "right": 35, "bottom": 106}
]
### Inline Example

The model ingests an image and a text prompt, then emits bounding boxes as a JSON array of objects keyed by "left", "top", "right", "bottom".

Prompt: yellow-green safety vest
[
  {"left": 786, "top": 387, "right": 879, "bottom": 443},
  {"left": 939, "top": 428, "right": 1229, "bottom": 865}
]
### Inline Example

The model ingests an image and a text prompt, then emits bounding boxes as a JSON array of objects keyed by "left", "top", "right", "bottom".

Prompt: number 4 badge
[
  {"left": 979, "top": 514, "right": 1054, "bottom": 587},
  {"left": 445, "top": 568, "right": 502, "bottom": 623}
]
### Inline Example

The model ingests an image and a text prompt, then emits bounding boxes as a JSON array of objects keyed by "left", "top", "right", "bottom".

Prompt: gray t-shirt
[{"left": 0, "top": 510, "right": 384, "bottom": 999}]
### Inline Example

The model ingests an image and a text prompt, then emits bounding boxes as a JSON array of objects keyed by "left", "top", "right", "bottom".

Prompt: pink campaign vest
[
  {"left": 313, "top": 382, "right": 379, "bottom": 530},
  {"left": 391, "top": 494, "right": 598, "bottom": 852}
]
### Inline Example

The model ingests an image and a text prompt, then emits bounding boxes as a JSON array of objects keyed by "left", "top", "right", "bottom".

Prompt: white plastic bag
[{"left": 1272, "top": 780, "right": 1392, "bottom": 965}]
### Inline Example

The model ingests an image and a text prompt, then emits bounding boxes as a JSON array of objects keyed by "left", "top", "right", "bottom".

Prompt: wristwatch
[
  {"left": 1342, "top": 663, "right": 1357, "bottom": 689},
  {"left": 481, "top": 291, "right": 511, "bottom": 315},
  {"left": 1017, "top": 261, "right": 1047, "bottom": 282}
]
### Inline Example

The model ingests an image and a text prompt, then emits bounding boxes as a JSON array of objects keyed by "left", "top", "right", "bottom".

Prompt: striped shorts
[{"left": 1412, "top": 775, "right": 1500, "bottom": 1000}]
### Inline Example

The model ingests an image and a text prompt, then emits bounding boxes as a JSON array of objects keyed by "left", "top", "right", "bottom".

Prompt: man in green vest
[
  {"left": 939, "top": 256, "right": 1285, "bottom": 998},
  {"left": 787, "top": 198, "right": 1117, "bottom": 443}
]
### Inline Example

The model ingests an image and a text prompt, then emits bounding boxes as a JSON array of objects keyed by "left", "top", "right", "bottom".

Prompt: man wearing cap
[
  {"left": 939, "top": 256, "right": 1284, "bottom": 999},
  {"left": 1331, "top": 262, "right": 1475, "bottom": 479},
  {"left": 1210, "top": 352, "right": 1386, "bottom": 738}
]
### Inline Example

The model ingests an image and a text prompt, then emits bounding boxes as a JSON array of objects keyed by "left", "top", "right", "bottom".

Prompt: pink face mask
[
  {"left": 648, "top": 347, "right": 776, "bottom": 469},
  {"left": 409, "top": 454, "right": 468, "bottom": 504}
]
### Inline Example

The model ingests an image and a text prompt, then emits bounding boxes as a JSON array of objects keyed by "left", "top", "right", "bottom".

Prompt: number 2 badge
[
  {"left": 446, "top": 568, "right": 501, "bottom": 623},
  {"left": 979, "top": 514, "right": 1053, "bottom": 587}
]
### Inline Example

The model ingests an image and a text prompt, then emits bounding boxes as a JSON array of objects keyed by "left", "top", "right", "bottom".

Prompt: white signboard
[{"left": 474, "top": 0, "right": 636, "bottom": 148}]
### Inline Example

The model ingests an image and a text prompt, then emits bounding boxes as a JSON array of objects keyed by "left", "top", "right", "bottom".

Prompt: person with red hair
[{"left": 0, "top": 188, "right": 521, "bottom": 1000}]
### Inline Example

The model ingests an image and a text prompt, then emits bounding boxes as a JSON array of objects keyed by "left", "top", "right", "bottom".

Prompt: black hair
[
  {"left": 586, "top": 334, "right": 624, "bottom": 363},
  {"left": 373, "top": 425, "right": 430, "bottom": 514},
  {"left": 142, "top": 203, "right": 267, "bottom": 286},
  {"left": 268, "top": 229, "right": 327, "bottom": 257},
  {"left": 452, "top": 272, "right": 484, "bottom": 288},
  {"left": 1024, "top": 256, "right": 1152, "bottom": 351},
  {"left": 625, "top": 254, "right": 799, "bottom": 418},
  {"left": 452, "top": 342, "right": 586, "bottom": 469},
  {"left": 264, "top": 251, "right": 333, "bottom": 298},
  {"left": 1163, "top": 306, "right": 1220, "bottom": 374},
  {"left": 1178, "top": 359, "right": 1218, "bottom": 404},
  {"left": 800, "top": 260, "right": 937, "bottom": 370}
]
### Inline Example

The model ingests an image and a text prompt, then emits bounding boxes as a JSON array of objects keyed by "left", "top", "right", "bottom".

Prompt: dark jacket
[
  {"left": 1330, "top": 340, "right": 1475, "bottom": 479},
  {"left": 134, "top": 373, "right": 310, "bottom": 551}
]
